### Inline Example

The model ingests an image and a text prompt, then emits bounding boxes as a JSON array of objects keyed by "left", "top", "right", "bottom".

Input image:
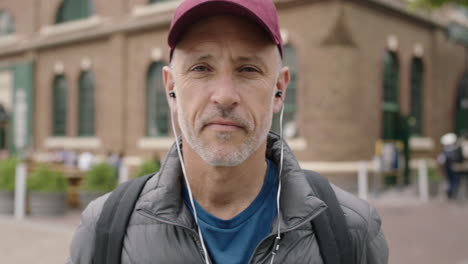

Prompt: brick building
[{"left": 0, "top": 0, "right": 467, "bottom": 172}]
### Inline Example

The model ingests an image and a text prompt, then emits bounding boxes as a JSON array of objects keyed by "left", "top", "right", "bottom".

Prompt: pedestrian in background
[
  {"left": 438, "top": 133, "right": 464, "bottom": 199},
  {"left": 77, "top": 151, "right": 95, "bottom": 172}
]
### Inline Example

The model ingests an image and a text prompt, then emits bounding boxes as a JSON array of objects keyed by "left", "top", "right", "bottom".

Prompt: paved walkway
[
  {"left": 1, "top": 191, "right": 468, "bottom": 264},
  {"left": 372, "top": 189, "right": 468, "bottom": 264},
  {"left": 0, "top": 210, "right": 81, "bottom": 264}
]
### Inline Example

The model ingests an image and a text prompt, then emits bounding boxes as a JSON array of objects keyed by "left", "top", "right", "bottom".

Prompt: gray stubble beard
[{"left": 177, "top": 100, "right": 273, "bottom": 167}]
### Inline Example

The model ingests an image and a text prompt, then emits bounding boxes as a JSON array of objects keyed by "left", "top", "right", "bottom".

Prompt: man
[
  {"left": 68, "top": 0, "right": 388, "bottom": 263},
  {"left": 438, "top": 133, "right": 464, "bottom": 199}
]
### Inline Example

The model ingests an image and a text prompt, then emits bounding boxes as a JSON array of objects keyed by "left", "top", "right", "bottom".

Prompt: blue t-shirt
[{"left": 183, "top": 159, "right": 278, "bottom": 264}]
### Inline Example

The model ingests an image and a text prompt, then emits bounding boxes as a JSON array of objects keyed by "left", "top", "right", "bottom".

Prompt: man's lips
[{"left": 204, "top": 119, "right": 244, "bottom": 131}]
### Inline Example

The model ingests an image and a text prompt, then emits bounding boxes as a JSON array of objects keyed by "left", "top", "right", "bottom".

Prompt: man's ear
[
  {"left": 273, "top": 66, "right": 290, "bottom": 114},
  {"left": 163, "top": 65, "right": 176, "bottom": 113}
]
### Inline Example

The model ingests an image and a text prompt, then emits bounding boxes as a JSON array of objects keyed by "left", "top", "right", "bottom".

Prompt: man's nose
[{"left": 210, "top": 74, "right": 240, "bottom": 108}]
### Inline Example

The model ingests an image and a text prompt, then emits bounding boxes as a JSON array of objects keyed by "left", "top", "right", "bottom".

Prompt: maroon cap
[{"left": 168, "top": 0, "right": 283, "bottom": 60}]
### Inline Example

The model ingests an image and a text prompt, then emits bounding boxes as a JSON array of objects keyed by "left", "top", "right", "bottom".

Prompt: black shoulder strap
[
  {"left": 303, "top": 170, "right": 355, "bottom": 264},
  {"left": 93, "top": 173, "right": 154, "bottom": 264}
]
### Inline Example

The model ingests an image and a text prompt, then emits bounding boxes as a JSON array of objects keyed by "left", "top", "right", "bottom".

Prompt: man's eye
[
  {"left": 191, "top": 65, "right": 210, "bottom": 72},
  {"left": 239, "top": 66, "right": 259, "bottom": 73}
]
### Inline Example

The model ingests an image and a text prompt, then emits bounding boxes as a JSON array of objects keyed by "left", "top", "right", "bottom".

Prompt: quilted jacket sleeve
[
  {"left": 363, "top": 206, "right": 389, "bottom": 264},
  {"left": 332, "top": 184, "right": 389, "bottom": 264},
  {"left": 66, "top": 194, "right": 109, "bottom": 264}
]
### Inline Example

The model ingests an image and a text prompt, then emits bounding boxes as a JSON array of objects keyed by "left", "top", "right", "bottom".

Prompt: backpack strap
[
  {"left": 303, "top": 170, "right": 355, "bottom": 264},
  {"left": 93, "top": 173, "right": 154, "bottom": 264}
]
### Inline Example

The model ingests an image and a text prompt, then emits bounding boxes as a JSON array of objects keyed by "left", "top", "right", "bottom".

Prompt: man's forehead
[
  {"left": 177, "top": 16, "right": 273, "bottom": 48},
  {"left": 173, "top": 16, "right": 274, "bottom": 59}
]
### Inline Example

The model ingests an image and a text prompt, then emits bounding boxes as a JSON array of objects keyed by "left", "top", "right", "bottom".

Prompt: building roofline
[
  {"left": 0, "top": 0, "right": 451, "bottom": 58},
  {"left": 276, "top": 0, "right": 446, "bottom": 28},
  {"left": 349, "top": 0, "right": 445, "bottom": 29}
]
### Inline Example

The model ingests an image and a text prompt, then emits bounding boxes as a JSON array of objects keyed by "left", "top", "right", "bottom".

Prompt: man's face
[{"left": 164, "top": 15, "right": 289, "bottom": 167}]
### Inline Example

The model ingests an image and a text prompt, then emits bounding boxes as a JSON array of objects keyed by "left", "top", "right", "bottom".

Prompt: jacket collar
[{"left": 136, "top": 132, "right": 326, "bottom": 232}]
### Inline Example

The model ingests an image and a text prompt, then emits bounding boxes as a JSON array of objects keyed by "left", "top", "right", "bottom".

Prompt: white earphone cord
[
  {"left": 269, "top": 104, "right": 284, "bottom": 264},
  {"left": 170, "top": 93, "right": 284, "bottom": 264},
  {"left": 170, "top": 108, "right": 211, "bottom": 264}
]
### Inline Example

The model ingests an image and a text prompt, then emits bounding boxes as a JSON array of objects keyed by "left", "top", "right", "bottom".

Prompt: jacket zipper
[
  {"left": 138, "top": 204, "right": 326, "bottom": 264},
  {"left": 247, "top": 204, "right": 327, "bottom": 264},
  {"left": 137, "top": 209, "right": 212, "bottom": 264}
]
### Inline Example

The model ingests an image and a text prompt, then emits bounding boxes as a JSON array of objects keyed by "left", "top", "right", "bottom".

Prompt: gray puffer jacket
[{"left": 67, "top": 134, "right": 388, "bottom": 264}]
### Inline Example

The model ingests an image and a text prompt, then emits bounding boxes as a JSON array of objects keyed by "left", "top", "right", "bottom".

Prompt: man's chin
[
  {"left": 193, "top": 132, "right": 244, "bottom": 149},
  {"left": 196, "top": 145, "right": 250, "bottom": 167},
  {"left": 200, "top": 154, "right": 246, "bottom": 167},
  {"left": 202, "top": 130, "right": 246, "bottom": 143}
]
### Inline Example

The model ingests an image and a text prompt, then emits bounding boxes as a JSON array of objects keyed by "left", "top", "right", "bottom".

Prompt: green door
[
  {"left": 409, "top": 58, "right": 424, "bottom": 136},
  {"left": 455, "top": 73, "right": 468, "bottom": 135},
  {"left": 382, "top": 51, "right": 400, "bottom": 140}
]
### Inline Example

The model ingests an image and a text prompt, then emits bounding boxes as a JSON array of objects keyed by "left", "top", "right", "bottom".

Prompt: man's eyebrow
[
  {"left": 193, "top": 54, "right": 215, "bottom": 62},
  {"left": 237, "top": 55, "right": 263, "bottom": 62},
  {"left": 181, "top": 54, "right": 269, "bottom": 68},
  {"left": 236, "top": 55, "right": 268, "bottom": 68},
  {"left": 179, "top": 54, "right": 214, "bottom": 70}
]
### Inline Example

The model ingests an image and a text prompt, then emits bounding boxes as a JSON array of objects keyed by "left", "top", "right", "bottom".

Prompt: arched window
[
  {"left": 0, "top": 11, "right": 14, "bottom": 36},
  {"left": 271, "top": 44, "right": 297, "bottom": 138},
  {"left": 455, "top": 73, "right": 468, "bottom": 135},
  {"left": 149, "top": 0, "right": 171, "bottom": 3},
  {"left": 52, "top": 74, "right": 68, "bottom": 136},
  {"left": 382, "top": 51, "right": 400, "bottom": 140},
  {"left": 146, "top": 62, "right": 169, "bottom": 137},
  {"left": 55, "top": 0, "right": 94, "bottom": 24},
  {"left": 409, "top": 58, "right": 424, "bottom": 136},
  {"left": 0, "top": 104, "right": 7, "bottom": 149},
  {"left": 78, "top": 70, "right": 95, "bottom": 136}
]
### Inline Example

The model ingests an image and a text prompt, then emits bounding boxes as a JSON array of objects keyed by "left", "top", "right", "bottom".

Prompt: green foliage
[
  {"left": 409, "top": 0, "right": 468, "bottom": 10},
  {"left": 410, "top": 161, "right": 442, "bottom": 182},
  {"left": 0, "top": 158, "right": 18, "bottom": 191},
  {"left": 133, "top": 160, "right": 160, "bottom": 178},
  {"left": 427, "top": 164, "right": 441, "bottom": 182},
  {"left": 28, "top": 164, "right": 67, "bottom": 193},
  {"left": 81, "top": 163, "right": 117, "bottom": 192}
]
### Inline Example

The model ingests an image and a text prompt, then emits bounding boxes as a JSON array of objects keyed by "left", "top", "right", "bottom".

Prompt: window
[
  {"left": 0, "top": 104, "right": 7, "bottom": 149},
  {"left": 455, "top": 5, "right": 468, "bottom": 17},
  {"left": 409, "top": 58, "right": 424, "bottom": 136},
  {"left": 0, "top": 11, "right": 14, "bottom": 36},
  {"left": 271, "top": 44, "right": 297, "bottom": 138},
  {"left": 55, "top": 0, "right": 94, "bottom": 24},
  {"left": 52, "top": 74, "right": 68, "bottom": 136},
  {"left": 455, "top": 73, "right": 468, "bottom": 136},
  {"left": 382, "top": 51, "right": 400, "bottom": 140},
  {"left": 148, "top": 0, "right": 172, "bottom": 4},
  {"left": 146, "top": 62, "right": 169, "bottom": 137},
  {"left": 78, "top": 70, "right": 95, "bottom": 136}
]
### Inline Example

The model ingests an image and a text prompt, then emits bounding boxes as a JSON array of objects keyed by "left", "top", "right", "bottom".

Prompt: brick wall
[{"left": 0, "top": 0, "right": 465, "bottom": 163}]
